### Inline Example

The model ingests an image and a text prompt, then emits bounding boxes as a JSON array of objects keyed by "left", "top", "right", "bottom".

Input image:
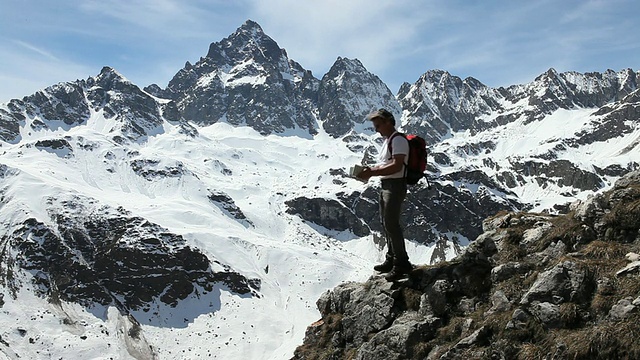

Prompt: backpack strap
[
  {"left": 386, "top": 132, "right": 404, "bottom": 160},
  {"left": 386, "top": 132, "right": 408, "bottom": 178}
]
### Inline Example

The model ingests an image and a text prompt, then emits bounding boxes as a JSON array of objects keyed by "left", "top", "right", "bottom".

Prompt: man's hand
[{"left": 357, "top": 167, "right": 374, "bottom": 180}]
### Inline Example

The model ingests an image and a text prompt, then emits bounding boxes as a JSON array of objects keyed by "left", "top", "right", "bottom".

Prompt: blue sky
[{"left": 1, "top": 0, "right": 639, "bottom": 102}]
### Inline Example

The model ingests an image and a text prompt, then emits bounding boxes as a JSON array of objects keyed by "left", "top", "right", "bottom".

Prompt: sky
[{"left": 1, "top": 0, "right": 639, "bottom": 103}]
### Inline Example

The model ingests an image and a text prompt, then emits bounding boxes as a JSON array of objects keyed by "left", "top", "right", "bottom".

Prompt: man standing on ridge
[{"left": 357, "top": 108, "right": 413, "bottom": 281}]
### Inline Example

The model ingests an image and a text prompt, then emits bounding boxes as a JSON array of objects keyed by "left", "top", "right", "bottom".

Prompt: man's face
[{"left": 371, "top": 117, "right": 391, "bottom": 134}]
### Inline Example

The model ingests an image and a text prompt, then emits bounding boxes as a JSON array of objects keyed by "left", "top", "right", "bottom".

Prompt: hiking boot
[
  {"left": 384, "top": 262, "right": 413, "bottom": 282},
  {"left": 373, "top": 258, "right": 393, "bottom": 273}
]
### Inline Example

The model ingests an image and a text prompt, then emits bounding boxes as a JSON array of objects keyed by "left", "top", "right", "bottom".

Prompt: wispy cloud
[{"left": 11, "top": 40, "right": 60, "bottom": 61}]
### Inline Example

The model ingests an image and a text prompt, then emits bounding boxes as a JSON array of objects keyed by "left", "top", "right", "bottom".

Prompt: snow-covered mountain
[{"left": 0, "top": 19, "right": 639, "bottom": 359}]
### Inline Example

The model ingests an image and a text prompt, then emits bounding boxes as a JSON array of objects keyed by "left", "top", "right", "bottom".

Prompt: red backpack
[{"left": 388, "top": 133, "right": 429, "bottom": 186}]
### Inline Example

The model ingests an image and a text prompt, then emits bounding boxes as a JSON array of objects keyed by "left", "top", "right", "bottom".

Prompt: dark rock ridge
[
  {"left": 208, "top": 190, "right": 254, "bottom": 227},
  {"left": 130, "top": 158, "right": 189, "bottom": 181},
  {"left": 510, "top": 159, "right": 604, "bottom": 191},
  {"left": 285, "top": 197, "right": 370, "bottom": 237},
  {"left": 0, "top": 192, "right": 260, "bottom": 311},
  {"left": 287, "top": 176, "right": 522, "bottom": 248},
  {"left": 0, "top": 67, "right": 166, "bottom": 143},
  {"left": 294, "top": 170, "right": 640, "bottom": 360}
]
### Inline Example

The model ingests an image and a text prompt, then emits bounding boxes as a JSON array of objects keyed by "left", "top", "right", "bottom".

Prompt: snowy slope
[
  {"left": 431, "top": 106, "right": 640, "bottom": 211},
  {"left": 0, "top": 106, "right": 439, "bottom": 359}
]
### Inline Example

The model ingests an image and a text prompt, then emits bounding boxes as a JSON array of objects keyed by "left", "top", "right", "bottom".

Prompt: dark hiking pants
[{"left": 379, "top": 178, "right": 409, "bottom": 264}]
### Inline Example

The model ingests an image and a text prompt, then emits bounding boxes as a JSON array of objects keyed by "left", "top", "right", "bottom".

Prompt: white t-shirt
[{"left": 378, "top": 131, "right": 409, "bottom": 179}]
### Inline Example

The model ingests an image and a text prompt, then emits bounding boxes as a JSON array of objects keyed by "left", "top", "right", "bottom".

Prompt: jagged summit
[
  {"left": 329, "top": 57, "right": 367, "bottom": 72},
  {"left": 238, "top": 19, "right": 263, "bottom": 33},
  {"left": 96, "top": 66, "right": 127, "bottom": 81},
  {"left": 206, "top": 19, "right": 285, "bottom": 66}
]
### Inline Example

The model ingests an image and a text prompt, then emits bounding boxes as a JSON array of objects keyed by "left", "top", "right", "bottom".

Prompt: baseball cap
[{"left": 367, "top": 108, "right": 395, "bottom": 122}]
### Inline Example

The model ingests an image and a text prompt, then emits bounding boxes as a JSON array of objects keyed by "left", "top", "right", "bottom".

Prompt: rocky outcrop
[
  {"left": 294, "top": 170, "right": 640, "bottom": 360},
  {"left": 285, "top": 197, "right": 370, "bottom": 237},
  {"left": 208, "top": 190, "right": 253, "bottom": 227},
  {"left": 130, "top": 158, "right": 188, "bottom": 181},
  {"left": 284, "top": 171, "right": 520, "bottom": 249},
  {"left": 511, "top": 159, "right": 604, "bottom": 191},
  {"left": 0, "top": 194, "right": 260, "bottom": 311}
]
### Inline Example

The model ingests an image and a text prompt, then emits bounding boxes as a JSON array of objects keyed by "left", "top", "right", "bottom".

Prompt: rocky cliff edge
[{"left": 294, "top": 170, "right": 640, "bottom": 360}]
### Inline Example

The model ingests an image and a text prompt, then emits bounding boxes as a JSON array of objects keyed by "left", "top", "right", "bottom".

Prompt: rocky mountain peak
[
  {"left": 153, "top": 20, "right": 321, "bottom": 135},
  {"left": 236, "top": 19, "right": 265, "bottom": 37},
  {"left": 617, "top": 67, "right": 639, "bottom": 93},
  {"left": 399, "top": 69, "right": 503, "bottom": 142},
  {"left": 413, "top": 69, "right": 493, "bottom": 104},
  {"left": 206, "top": 19, "right": 286, "bottom": 68},
  {"left": 85, "top": 66, "right": 139, "bottom": 98},
  {"left": 318, "top": 57, "right": 401, "bottom": 137},
  {"left": 536, "top": 67, "right": 560, "bottom": 81},
  {"left": 328, "top": 57, "right": 368, "bottom": 74},
  {"left": 94, "top": 66, "right": 128, "bottom": 84}
]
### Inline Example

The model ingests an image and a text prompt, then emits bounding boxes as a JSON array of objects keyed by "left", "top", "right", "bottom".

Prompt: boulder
[
  {"left": 354, "top": 313, "right": 440, "bottom": 360},
  {"left": 608, "top": 299, "right": 637, "bottom": 320},
  {"left": 489, "top": 290, "right": 511, "bottom": 313},
  {"left": 520, "top": 261, "right": 591, "bottom": 305},
  {"left": 530, "top": 302, "right": 561, "bottom": 328}
]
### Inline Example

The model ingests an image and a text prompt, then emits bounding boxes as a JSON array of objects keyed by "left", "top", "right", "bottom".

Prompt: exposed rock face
[
  {"left": 294, "top": 170, "right": 640, "bottom": 360},
  {"left": 346, "top": 178, "right": 520, "bottom": 247},
  {"left": 0, "top": 192, "right": 260, "bottom": 311},
  {"left": 34, "top": 138, "right": 74, "bottom": 158},
  {"left": 208, "top": 190, "right": 254, "bottom": 227},
  {"left": 398, "top": 70, "right": 504, "bottom": 144},
  {"left": 153, "top": 20, "right": 319, "bottom": 136},
  {"left": 0, "top": 67, "right": 165, "bottom": 143},
  {"left": 144, "top": 21, "right": 412, "bottom": 138},
  {"left": 285, "top": 197, "right": 370, "bottom": 237},
  {"left": 286, "top": 175, "right": 521, "bottom": 248},
  {"left": 85, "top": 67, "right": 166, "bottom": 141},
  {"left": 511, "top": 160, "right": 603, "bottom": 191},
  {"left": 130, "top": 158, "right": 188, "bottom": 181},
  {"left": 318, "top": 57, "right": 401, "bottom": 137}
]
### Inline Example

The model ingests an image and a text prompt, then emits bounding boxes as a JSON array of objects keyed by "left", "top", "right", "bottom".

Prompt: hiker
[{"left": 357, "top": 108, "right": 413, "bottom": 281}]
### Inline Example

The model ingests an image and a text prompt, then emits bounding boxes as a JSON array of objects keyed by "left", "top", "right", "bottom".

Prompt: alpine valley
[{"left": 0, "top": 20, "right": 638, "bottom": 359}]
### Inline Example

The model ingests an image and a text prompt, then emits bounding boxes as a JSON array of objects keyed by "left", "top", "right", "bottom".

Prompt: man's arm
[{"left": 358, "top": 154, "right": 405, "bottom": 180}]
